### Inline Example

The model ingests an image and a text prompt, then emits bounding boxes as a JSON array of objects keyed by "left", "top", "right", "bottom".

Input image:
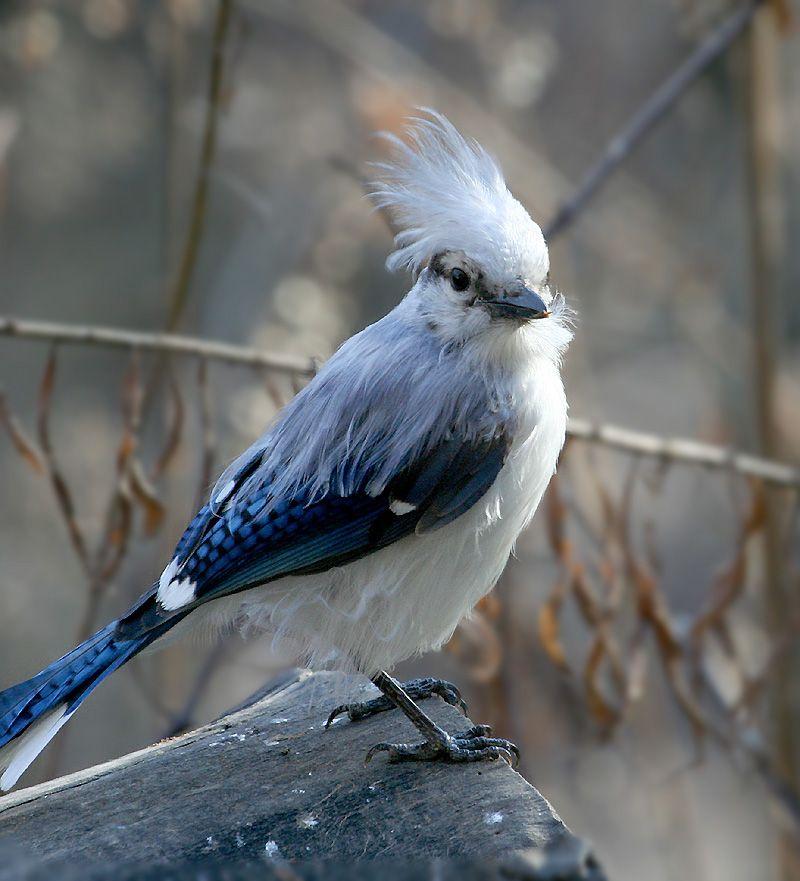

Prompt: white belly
[{"left": 226, "top": 360, "right": 568, "bottom": 676}]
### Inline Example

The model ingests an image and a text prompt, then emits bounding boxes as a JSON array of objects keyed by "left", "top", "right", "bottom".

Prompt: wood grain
[{"left": 0, "top": 670, "right": 606, "bottom": 880}]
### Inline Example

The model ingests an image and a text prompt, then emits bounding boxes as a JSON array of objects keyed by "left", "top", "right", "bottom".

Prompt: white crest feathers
[{"left": 371, "top": 110, "right": 548, "bottom": 282}]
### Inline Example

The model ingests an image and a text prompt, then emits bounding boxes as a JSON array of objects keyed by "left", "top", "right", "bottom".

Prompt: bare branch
[
  {"left": 566, "top": 418, "right": 800, "bottom": 489},
  {"left": 544, "top": 0, "right": 765, "bottom": 238},
  {"left": 195, "top": 358, "right": 217, "bottom": 510},
  {"left": 4, "top": 315, "right": 799, "bottom": 489},
  {"left": 163, "top": 0, "right": 233, "bottom": 333},
  {"left": 0, "top": 316, "right": 316, "bottom": 375}
]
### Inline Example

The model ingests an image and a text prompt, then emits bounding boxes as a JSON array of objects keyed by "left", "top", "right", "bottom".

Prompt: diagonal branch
[{"left": 544, "top": 0, "right": 765, "bottom": 239}]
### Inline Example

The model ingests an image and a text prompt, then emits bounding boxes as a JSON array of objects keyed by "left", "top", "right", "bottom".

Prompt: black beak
[{"left": 479, "top": 286, "right": 550, "bottom": 321}]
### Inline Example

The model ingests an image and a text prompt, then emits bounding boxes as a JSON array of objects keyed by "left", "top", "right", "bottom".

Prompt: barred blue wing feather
[{"left": 156, "top": 428, "right": 510, "bottom": 611}]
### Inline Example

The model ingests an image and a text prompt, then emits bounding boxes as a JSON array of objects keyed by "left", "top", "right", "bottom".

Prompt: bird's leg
[
  {"left": 330, "top": 670, "right": 519, "bottom": 766},
  {"left": 325, "top": 676, "right": 466, "bottom": 727}
]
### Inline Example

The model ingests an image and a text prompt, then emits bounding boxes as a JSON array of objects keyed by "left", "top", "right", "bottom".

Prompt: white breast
[{"left": 229, "top": 357, "right": 567, "bottom": 676}]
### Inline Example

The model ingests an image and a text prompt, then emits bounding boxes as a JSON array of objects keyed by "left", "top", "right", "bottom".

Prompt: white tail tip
[{"left": 0, "top": 704, "right": 74, "bottom": 792}]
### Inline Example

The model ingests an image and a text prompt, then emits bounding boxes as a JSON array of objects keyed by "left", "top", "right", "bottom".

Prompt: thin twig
[
  {"left": 544, "top": 0, "right": 764, "bottom": 239},
  {"left": 3, "top": 315, "right": 799, "bottom": 489},
  {"left": 0, "top": 316, "right": 316, "bottom": 375},
  {"left": 566, "top": 418, "right": 800, "bottom": 489},
  {"left": 164, "top": 0, "right": 233, "bottom": 332},
  {"left": 195, "top": 358, "right": 217, "bottom": 510},
  {"left": 36, "top": 347, "right": 92, "bottom": 575}
]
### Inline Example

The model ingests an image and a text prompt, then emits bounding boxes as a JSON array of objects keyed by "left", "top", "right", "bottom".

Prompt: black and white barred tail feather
[{"left": 0, "top": 599, "right": 171, "bottom": 792}]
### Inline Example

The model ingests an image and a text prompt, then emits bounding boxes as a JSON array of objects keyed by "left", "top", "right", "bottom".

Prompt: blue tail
[{"left": 0, "top": 618, "right": 154, "bottom": 791}]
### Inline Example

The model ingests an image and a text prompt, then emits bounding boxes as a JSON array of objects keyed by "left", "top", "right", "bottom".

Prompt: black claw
[
  {"left": 324, "top": 705, "right": 347, "bottom": 729},
  {"left": 364, "top": 742, "right": 389, "bottom": 764}
]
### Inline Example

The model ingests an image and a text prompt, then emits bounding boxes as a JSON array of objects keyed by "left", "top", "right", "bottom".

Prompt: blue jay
[{"left": 0, "top": 112, "right": 572, "bottom": 790}]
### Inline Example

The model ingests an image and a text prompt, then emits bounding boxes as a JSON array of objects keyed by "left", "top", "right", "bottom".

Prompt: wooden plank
[{"left": 0, "top": 671, "right": 606, "bottom": 879}]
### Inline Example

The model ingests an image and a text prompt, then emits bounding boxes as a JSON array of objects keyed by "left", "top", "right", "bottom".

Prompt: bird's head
[{"left": 372, "top": 111, "right": 572, "bottom": 366}]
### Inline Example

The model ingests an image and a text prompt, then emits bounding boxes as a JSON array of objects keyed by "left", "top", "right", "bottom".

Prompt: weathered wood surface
[{"left": 0, "top": 670, "right": 606, "bottom": 880}]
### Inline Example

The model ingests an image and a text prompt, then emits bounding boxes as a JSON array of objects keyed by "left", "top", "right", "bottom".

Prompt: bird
[{"left": 0, "top": 111, "right": 572, "bottom": 791}]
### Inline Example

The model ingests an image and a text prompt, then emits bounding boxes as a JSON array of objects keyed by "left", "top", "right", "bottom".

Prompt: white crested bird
[{"left": 0, "top": 111, "right": 572, "bottom": 790}]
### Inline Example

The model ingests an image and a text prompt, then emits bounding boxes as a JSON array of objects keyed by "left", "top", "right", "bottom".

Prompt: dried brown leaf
[
  {"left": 689, "top": 483, "right": 764, "bottom": 651},
  {"left": 768, "top": 0, "right": 793, "bottom": 34},
  {"left": 545, "top": 476, "right": 568, "bottom": 558},
  {"left": 449, "top": 611, "right": 502, "bottom": 683},
  {"left": 95, "top": 487, "right": 134, "bottom": 585},
  {"left": 0, "top": 390, "right": 44, "bottom": 474},
  {"left": 36, "top": 348, "right": 91, "bottom": 572},
  {"left": 129, "top": 459, "right": 166, "bottom": 535},
  {"left": 572, "top": 565, "right": 602, "bottom": 628},
  {"left": 152, "top": 371, "right": 185, "bottom": 479},
  {"left": 538, "top": 581, "right": 570, "bottom": 672},
  {"left": 475, "top": 591, "right": 501, "bottom": 622},
  {"left": 584, "top": 637, "right": 620, "bottom": 730}
]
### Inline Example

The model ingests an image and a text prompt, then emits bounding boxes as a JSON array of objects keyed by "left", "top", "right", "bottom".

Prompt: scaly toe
[
  {"left": 403, "top": 677, "right": 468, "bottom": 715},
  {"left": 364, "top": 729, "right": 520, "bottom": 767},
  {"left": 453, "top": 733, "right": 520, "bottom": 767}
]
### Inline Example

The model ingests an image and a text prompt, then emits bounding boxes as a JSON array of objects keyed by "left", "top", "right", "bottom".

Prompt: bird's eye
[{"left": 450, "top": 268, "right": 470, "bottom": 292}]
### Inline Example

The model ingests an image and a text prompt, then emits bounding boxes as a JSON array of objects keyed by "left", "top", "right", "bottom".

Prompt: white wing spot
[
  {"left": 389, "top": 499, "right": 417, "bottom": 516},
  {"left": 159, "top": 558, "right": 179, "bottom": 590},
  {"left": 157, "top": 559, "right": 196, "bottom": 611},
  {"left": 215, "top": 478, "right": 237, "bottom": 506},
  {"left": 264, "top": 840, "right": 280, "bottom": 858},
  {"left": 484, "top": 811, "right": 504, "bottom": 825}
]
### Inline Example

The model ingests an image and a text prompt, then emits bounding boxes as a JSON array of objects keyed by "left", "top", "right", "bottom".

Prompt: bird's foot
[
  {"left": 365, "top": 724, "right": 519, "bottom": 767},
  {"left": 325, "top": 677, "right": 466, "bottom": 728}
]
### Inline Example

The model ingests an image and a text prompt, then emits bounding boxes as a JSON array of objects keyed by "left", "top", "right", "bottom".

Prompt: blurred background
[{"left": 0, "top": 1, "right": 799, "bottom": 878}]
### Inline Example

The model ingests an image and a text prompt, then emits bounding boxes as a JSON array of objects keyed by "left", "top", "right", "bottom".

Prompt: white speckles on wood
[{"left": 0, "top": 671, "right": 604, "bottom": 879}]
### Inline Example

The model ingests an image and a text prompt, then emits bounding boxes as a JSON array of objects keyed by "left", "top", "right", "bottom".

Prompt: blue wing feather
[{"left": 161, "top": 429, "right": 510, "bottom": 610}]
